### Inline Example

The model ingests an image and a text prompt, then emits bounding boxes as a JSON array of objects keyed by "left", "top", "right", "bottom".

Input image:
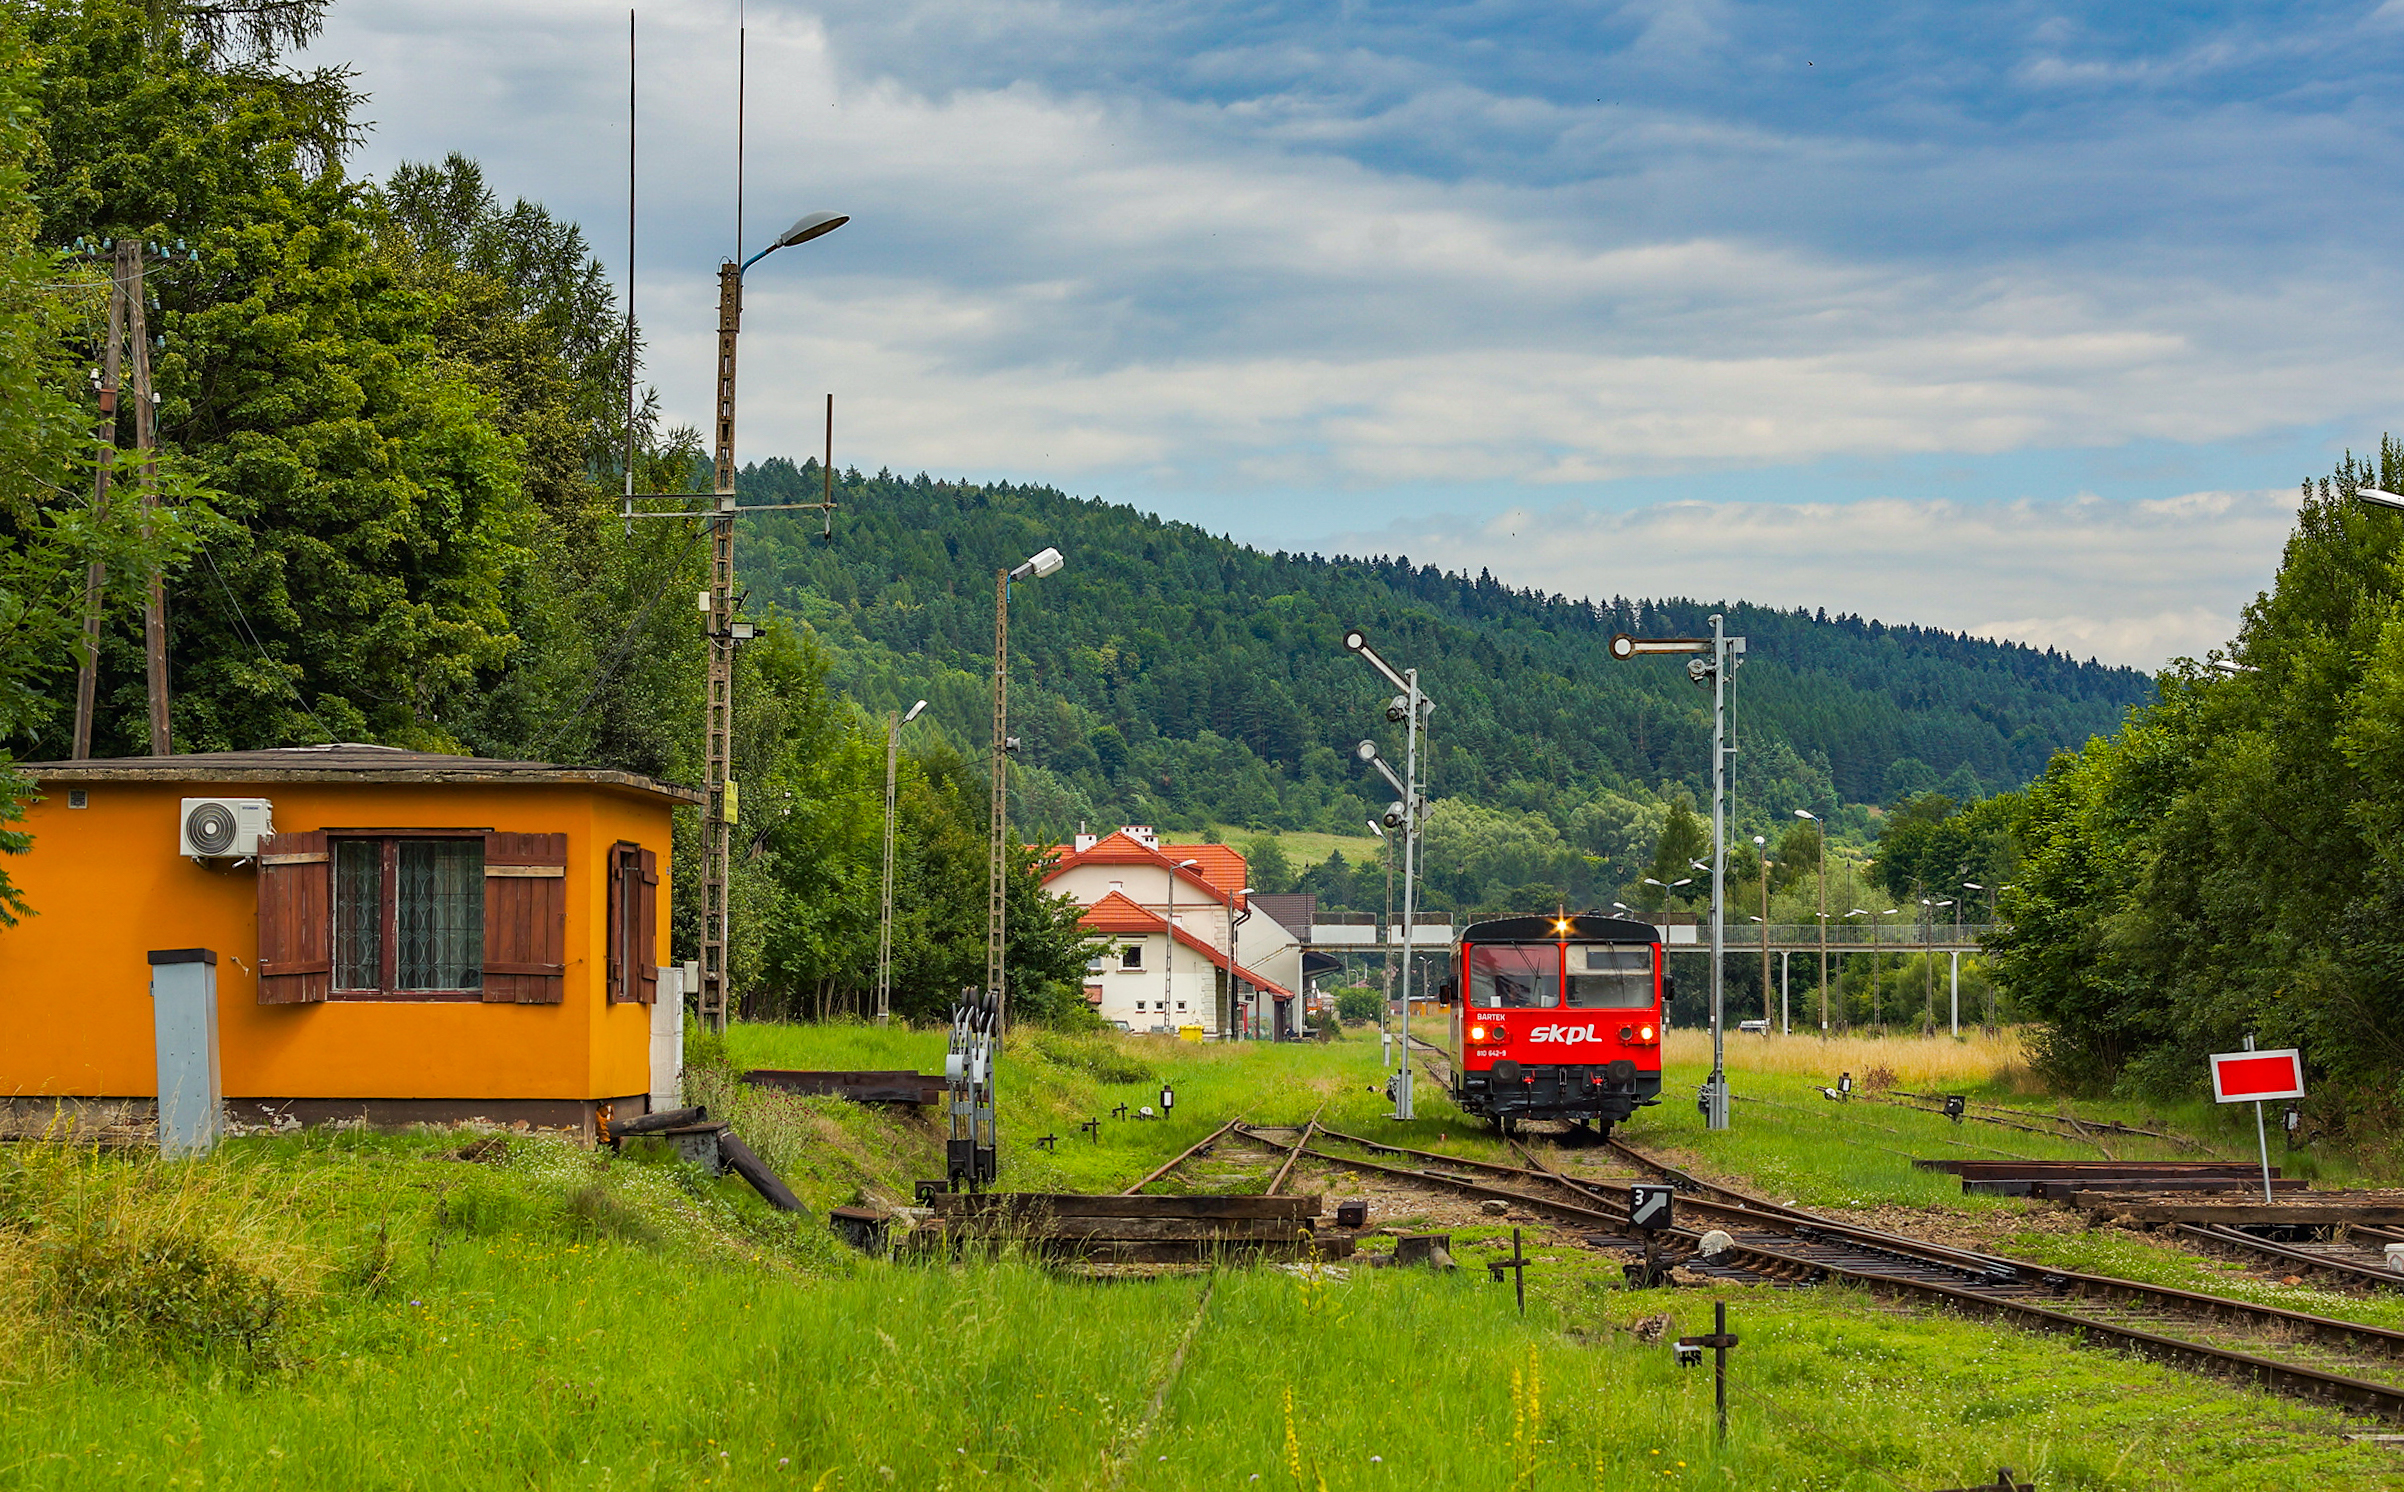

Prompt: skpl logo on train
[{"left": 1437, "top": 912, "right": 1667, "bottom": 1138}]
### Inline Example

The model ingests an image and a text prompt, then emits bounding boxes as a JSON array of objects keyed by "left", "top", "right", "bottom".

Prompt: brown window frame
[
  {"left": 606, "top": 842, "right": 644, "bottom": 1004},
  {"left": 329, "top": 833, "right": 488, "bottom": 1002}
]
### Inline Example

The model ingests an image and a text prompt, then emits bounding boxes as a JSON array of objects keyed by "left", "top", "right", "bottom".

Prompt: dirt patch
[
  {"left": 1806, "top": 1199, "right": 2095, "bottom": 1252},
  {"left": 1283, "top": 1159, "right": 1583, "bottom": 1241}
]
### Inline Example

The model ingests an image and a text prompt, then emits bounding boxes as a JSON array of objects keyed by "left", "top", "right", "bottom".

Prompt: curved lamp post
[
  {"left": 987, "top": 547, "right": 1065, "bottom": 1030},
  {"left": 1165, "top": 856, "right": 1199, "bottom": 1031},
  {"left": 694, "top": 208, "right": 847, "bottom": 1032},
  {"left": 876, "top": 698, "right": 928, "bottom": 1024},
  {"left": 1793, "top": 809, "right": 1828, "bottom": 1032}
]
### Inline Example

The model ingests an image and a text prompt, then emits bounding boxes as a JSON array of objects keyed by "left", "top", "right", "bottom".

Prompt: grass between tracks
[{"left": 2, "top": 1023, "right": 2396, "bottom": 1489}]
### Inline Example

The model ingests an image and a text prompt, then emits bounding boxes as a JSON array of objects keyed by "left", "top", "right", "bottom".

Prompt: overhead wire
[
  {"left": 533, "top": 517, "right": 713, "bottom": 761},
  {"left": 195, "top": 545, "right": 339, "bottom": 745}
]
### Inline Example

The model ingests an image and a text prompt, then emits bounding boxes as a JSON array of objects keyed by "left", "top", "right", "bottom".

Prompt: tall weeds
[
  {"left": 0, "top": 1141, "right": 322, "bottom": 1373},
  {"left": 1668, "top": 1027, "right": 2028, "bottom": 1090}
]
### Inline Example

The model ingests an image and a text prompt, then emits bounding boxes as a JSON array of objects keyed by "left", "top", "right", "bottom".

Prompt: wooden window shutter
[
  {"left": 635, "top": 848, "right": 660, "bottom": 1006},
  {"left": 606, "top": 846, "right": 628, "bottom": 1002},
  {"left": 256, "top": 830, "right": 331, "bottom": 1004},
  {"left": 482, "top": 832, "right": 567, "bottom": 1004}
]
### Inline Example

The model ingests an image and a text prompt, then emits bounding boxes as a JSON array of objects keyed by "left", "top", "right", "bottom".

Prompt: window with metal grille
[{"left": 331, "top": 837, "right": 483, "bottom": 998}]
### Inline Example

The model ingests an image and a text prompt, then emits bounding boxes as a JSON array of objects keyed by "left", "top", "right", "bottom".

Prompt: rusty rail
[
  {"left": 1122, "top": 1116, "right": 1244, "bottom": 1196},
  {"left": 1266, "top": 1103, "right": 1325, "bottom": 1197}
]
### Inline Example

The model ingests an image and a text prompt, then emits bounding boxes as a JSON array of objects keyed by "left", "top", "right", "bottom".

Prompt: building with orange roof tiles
[{"left": 1043, "top": 826, "right": 1305, "bottom": 1038}]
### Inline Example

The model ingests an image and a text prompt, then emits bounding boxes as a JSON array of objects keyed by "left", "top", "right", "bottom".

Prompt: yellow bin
[{"left": 1177, "top": 1024, "right": 1206, "bottom": 1043}]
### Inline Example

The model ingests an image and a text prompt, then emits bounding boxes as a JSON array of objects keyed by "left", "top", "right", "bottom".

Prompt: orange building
[{"left": 0, "top": 745, "right": 696, "bottom": 1139}]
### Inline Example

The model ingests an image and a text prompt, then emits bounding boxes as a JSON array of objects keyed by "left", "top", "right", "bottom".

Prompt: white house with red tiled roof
[{"left": 1042, "top": 827, "right": 1304, "bottom": 1038}]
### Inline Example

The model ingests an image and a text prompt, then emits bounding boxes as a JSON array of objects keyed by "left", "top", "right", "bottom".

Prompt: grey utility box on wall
[{"left": 147, "top": 948, "right": 222, "bottom": 1158}]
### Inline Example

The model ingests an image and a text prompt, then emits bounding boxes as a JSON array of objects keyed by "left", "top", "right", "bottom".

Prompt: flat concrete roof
[{"left": 16, "top": 744, "right": 704, "bottom": 806}]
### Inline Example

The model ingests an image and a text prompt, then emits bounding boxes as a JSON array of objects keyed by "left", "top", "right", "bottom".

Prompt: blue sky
[{"left": 306, "top": 1, "right": 2404, "bottom": 666}]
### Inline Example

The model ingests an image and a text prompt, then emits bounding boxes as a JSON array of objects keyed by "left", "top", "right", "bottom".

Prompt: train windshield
[
  {"left": 1468, "top": 944, "right": 1558, "bottom": 1008},
  {"left": 1565, "top": 945, "right": 1654, "bottom": 1008}
]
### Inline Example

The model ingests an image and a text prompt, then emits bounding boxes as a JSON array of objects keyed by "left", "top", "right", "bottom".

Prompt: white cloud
[
  {"left": 1318, "top": 488, "right": 2302, "bottom": 670},
  {"left": 299, "top": 1, "right": 2398, "bottom": 675}
]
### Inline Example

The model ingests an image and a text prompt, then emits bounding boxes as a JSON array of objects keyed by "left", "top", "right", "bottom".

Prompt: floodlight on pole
[{"left": 988, "top": 546, "right": 1066, "bottom": 1031}]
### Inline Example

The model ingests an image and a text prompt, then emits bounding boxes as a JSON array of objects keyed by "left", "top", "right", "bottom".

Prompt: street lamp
[
  {"left": 987, "top": 546, "right": 1066, "bottom": 1030},
  {"left": 1642, "top": 876, "right": 1692, "bottom": 919},
  {"left": 877, "top": 698, "right": 929, "bottom": 1024},
  {"left": 1919, "top": 897, "right": 1953, "bottom": 1031},
  {"left": 740, "top": 210, "right": 848, "bottom": 272},
  {"left": 2357, "top": 487, "right": 2404, "bottom": 511},
  {"left": 1753, "top": 834, "right": 1772, "bottom": 1033},
  {"left": 1844, "top": 907, "right": 1898, "bottom": 1030},
  {"left": 1165, "top": 857, "right": 1200, "bottom": 1034},
  {"left": 679, "top": 206, "right": 849, "bottom": 1032},
  {"left": 1226, "top": 880, "right": 1256, "bottom": 1038},
  {"left": 1794, "top": 809, "right": 1828, "bottom": 1033}
]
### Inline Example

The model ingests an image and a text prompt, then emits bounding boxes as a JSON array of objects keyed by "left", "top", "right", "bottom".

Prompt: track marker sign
[
  {"left": 2209, "top": 1048, "right": 2304, "bottom": 1103},
  {"left": 1629, "top": 1183, "right": 1675, "bottom": 1232},
  {"left": 2211, "top": 1040, "right": 2303, "bottom": 1204}
]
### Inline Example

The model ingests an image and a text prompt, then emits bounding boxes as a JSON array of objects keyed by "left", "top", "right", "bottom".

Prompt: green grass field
[
  {"left": 1197, "top": 826, "right": 1382, "bottom": 872},
  {"left": 3, "top": 1023, "right": 2398, "bottom": 1489}
]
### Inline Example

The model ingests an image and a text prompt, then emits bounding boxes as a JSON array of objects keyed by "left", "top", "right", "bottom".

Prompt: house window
[
  {"left": 1135, "top": 1000, "right": 1147, "bottom": 1011},
  {"left": 1120, "top": 944, "right": 1144, "bottom": 970},
  {"left": 333, "top": 837, "right": 483, "bottom": 998}
]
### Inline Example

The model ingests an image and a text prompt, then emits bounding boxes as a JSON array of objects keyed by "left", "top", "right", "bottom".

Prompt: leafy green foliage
[
  {"left": 1989, "top": 443, "right": 2404, "bottom": 1113},
  {"left": 1333, "top": 986, "right": 1383, "bottom": 1023}
]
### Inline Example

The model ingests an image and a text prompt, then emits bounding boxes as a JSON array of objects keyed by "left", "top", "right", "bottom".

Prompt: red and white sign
[{"left": 2209, "top": 1048, "right": 2305, "bottom": 1103}]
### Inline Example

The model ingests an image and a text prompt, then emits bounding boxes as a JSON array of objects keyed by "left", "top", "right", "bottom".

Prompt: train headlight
[
  {"left": 1469, "top": 1025, "right": 1488, "bottom": 1041},
  {"left": 1639, "top": 1025, "right": 1655, "bottom": 1042}
]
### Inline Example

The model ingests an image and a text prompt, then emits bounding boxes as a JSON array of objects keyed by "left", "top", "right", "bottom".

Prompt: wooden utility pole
[
  {"left": 126, "top": 246, "right": 169, "bottom": 754},
  {"left": 698, "top": 261, "right": 741, "bottom": 1033},
  {"left": 71, "top": 240, "right": 173, "bottom": 755},
  {"left": 72, "top": 246, "right": 129, "bottom": 759}
]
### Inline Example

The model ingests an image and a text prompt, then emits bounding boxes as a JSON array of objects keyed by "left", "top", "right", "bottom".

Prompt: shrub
[
  {"left": 1334, "top": 987, "right": 1383, "bottom": 1025},
  {"left": 41, "top": 1223, "right": 287, "bottom": 1367},
  {"left": 1029, "top": 1029, "right": 1155, "bottom": 1084}
]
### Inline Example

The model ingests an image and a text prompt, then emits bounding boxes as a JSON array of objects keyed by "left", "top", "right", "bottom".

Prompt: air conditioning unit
[{"left": 180, "top": 797, "right": 274, "bottom": 859}]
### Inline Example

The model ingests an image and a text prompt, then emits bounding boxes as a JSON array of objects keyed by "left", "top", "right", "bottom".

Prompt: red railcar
[{"left": 1446, "top": 912, "right": 1665, "bottom": 1136}]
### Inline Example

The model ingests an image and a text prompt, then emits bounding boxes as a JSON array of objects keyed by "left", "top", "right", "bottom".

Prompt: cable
[
  {"left": 196, "top": 545, "right": 339, "bottom": 744},
  {"left": 534, "top": 519, "right": 712, "bottom": 760}
]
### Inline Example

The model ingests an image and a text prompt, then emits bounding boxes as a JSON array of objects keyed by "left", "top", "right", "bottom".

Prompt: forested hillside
[{"left": 733, "top": 458, "right": 2151, "bottom": 906}]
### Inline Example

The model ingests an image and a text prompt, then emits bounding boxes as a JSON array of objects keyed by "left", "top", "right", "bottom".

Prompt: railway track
[
  {"left": 2175, "top": 1221, "right": 2404, "bottom": 1292},
  {"left": 1259, "top": 1060, "right": 2404, "bottom": 1422},
  {"left": 1566, "top": 1132, "right": 2404, "bottom": 1422}
]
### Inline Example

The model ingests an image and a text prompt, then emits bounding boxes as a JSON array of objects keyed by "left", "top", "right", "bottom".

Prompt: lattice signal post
[
  {"left": 622, "top": 213, "right": 847, "bottom": 1031},
  {"left": 1611, "top": 616, "right": 1746, "bottom": 1131}
]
